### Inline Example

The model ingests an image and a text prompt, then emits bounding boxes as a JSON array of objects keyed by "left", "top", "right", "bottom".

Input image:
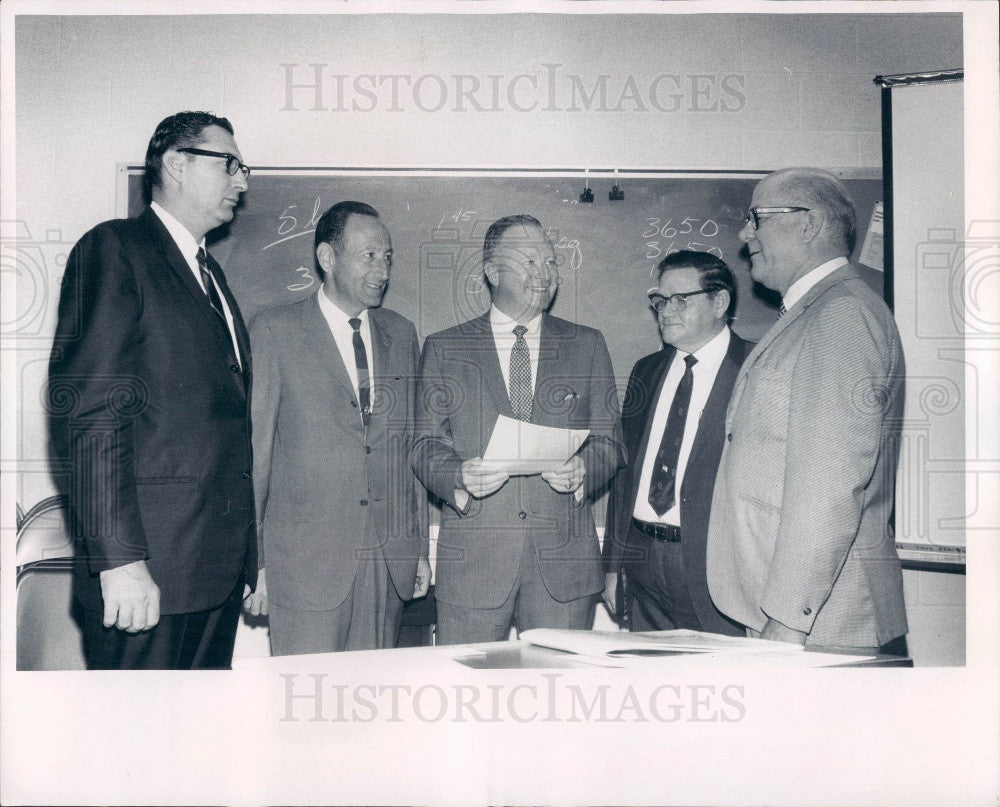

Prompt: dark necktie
[
  {"left": 349, "top": 317, "right": 371, "bottom": 430},
  {"left": 647, "top": 353, "right": 698, "bottom": 516},
  {"left": 509, "top": 324, "right": 532, "bottom": 421},
  {"left": 196, "top": 247, "right": 225, "bottom": 320}
]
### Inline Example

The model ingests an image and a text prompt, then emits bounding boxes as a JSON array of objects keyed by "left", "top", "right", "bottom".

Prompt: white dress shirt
[
  {"left": 316, "top": 288, "right": 374, "bottom": 406},
  {"left": 633, "top": 327, "right": 732, "bottom": 526},
  {"left": 489, "top": 306, "right": 542, "bottom": 398},
  {"left": 151, "top": 201, "right": 242, "bottom": 369},
  {"left": 782, "top": 256, "right": 849, "bottom": 312}
]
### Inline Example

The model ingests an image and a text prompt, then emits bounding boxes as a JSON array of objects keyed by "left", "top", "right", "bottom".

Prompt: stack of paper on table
[
  {"left": 482, "top": 415, "right": 589, "bottom": 475},
  {"left": 518, "top": 629, "right": 875, "bottom": 668}
]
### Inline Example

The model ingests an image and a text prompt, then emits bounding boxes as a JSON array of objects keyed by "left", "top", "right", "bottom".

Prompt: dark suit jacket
[
  {"left": 605, "top": 330, "right": 753, "bottom": 635},
  {"left": 48, "top": 207, "right": 257, "bottom": 615},
  {"left": 412, "top": 312, "right": 625, "bottom": 609},
  {"left": 250, "top": 298, "right": 426, "bottom": 611}
]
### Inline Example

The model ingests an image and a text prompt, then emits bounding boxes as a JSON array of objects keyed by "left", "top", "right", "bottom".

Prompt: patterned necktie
[
  {"left": 509, "top": 324, "right": 532, "bottom": 421},
  {"left": 196, "top": 247, "right": 225, "bottom": 320},
  {"left": 647, "top": 353, "right": 698, "bottom": 516},
  {"left": 349, "top": 317, "right": 371, "bottom": 430},
  {"left": 779, "top": 303, "right": 787, "bottom": 317}
]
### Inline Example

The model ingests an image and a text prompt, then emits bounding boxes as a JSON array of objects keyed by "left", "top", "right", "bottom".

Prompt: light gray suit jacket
[
  {"left": 412, "top": 313, "right": 625, "bottom": 609},
  {"left": 707, "top": 264, "right": 907, "bottom": 647},
  {"left": 250, "top": 297, "right": 426, "bottom": 611}
]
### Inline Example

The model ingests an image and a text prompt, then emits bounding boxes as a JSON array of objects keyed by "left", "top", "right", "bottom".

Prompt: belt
[{"left": 631, "top": 518, "right": 681, "bottom": 542}]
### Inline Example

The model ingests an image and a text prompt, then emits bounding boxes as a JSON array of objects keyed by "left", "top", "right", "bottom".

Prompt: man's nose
[
  {"left": 231, "top": 171, "right": 249, "bottom": 193},
  {"left": 738, "top": 220, "right": 754, "bottom": 243}
]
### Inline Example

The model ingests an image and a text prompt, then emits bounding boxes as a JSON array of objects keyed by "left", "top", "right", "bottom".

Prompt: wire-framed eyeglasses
[{"left": 744, "top": 206, "right": 810, "bottom": 229}]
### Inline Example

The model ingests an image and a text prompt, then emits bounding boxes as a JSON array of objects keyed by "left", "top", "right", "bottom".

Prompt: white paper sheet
[{"left": 482, "top": 414, "right": 589, "bottom": 475}]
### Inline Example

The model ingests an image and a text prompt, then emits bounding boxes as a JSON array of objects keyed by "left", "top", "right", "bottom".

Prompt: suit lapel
[
  {"left": 686, "top": 333, "right": 742, "bottom": 472},
  {"left": 368, "top": 309, "right": 392, "bottom": 434},
  {"left": 300, "top": 296, "right": 357, "bottom": 398},
  {"left": 731, "top": 264, "right": 857, "bottom": 422},
  {"left": 471, "top": 314, "right": 514, "bottom": 419},
  {"left": 628, "top": 348, "right": 674, "bottom": 512},
  {"left": 532, "top": 314, "right": 564, "bottom": 423}
]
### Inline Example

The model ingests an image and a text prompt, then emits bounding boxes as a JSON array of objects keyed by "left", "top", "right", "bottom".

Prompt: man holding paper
[{"left": 412, "top": 214, "right": 625, "bottom": 644}]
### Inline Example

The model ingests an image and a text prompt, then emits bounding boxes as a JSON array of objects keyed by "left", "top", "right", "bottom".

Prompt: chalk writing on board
[
  {"left": 287, "top": 266, "right": 316, "bottom": 292},
  {"left": 263, "top": 197, "right": 324, "bottom": 251},
  {"left": 641, "top": 217, "right": 724, "bottom": 265}
]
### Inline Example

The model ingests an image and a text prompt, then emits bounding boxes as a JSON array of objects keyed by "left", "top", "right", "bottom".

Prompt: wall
[{"left": 11, "top": 10, "right": 965, "bottom": 663}]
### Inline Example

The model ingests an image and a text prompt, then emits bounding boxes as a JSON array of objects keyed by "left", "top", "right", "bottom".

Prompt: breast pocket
[{"left": 536, "top": 378, "right": 589, "bottom": 427}]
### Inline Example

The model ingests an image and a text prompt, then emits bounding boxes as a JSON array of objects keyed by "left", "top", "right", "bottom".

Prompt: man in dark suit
[
  {"left": 247, "top": 202, "right": 430, "bottom": 655},
  {"left": 48, "top": 111, "right": 258, "bottom": 669},
  {"left": 603, "top": 250, "right": 751, "bottom": 635},
  {"left": 412, "top": 214, "right": 625, "bottom": 645}
]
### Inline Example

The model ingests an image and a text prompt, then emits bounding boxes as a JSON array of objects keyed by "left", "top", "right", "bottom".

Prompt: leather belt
[{"left": 631, "top": 518, "right": 681, "bottom": 542}]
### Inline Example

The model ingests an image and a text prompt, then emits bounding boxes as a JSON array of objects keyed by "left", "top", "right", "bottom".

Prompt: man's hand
[
  {"left": 413, "top": 557, "right": 432, "bottom": 599},
  {"left": 601, "top": 571, "right": 618, "bottom": 615},
  {"left": 461, "top": 457, "right": 509, "bottom": 499},
  {"left": 243, "top": 567, "right": 268, "bottom": 616},
  {"left": 541, "top": 454, "right": 586, "bottom": 494},
  {"left": 760, "top": 617, "right": 808, "bottom": 645},
  {"left": 99, "top": 559, "right": 160, "bottom": 632}
]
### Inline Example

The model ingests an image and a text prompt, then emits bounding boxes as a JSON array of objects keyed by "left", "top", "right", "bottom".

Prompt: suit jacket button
[
  {"left": 727, "top": 432, "right": 733, "bottom": 442},
  {"left": 365, "top": 446, "right": 372, "bottom": 454},
  {"left": 242, "top": 471, "right": 250, "bottom": 479},
  {"left": 803, "top": 607, "right": 812, "bottom": 615},
  {"left": 518, "top": 511, "right": 527, "bottom": 520},
  {"left": 230, "top": 364, "right": 240, "bottom": 373},
  {"left": 351, "top": 400, "right": 358, "bottom": 408},
  {"left": 360, "top": 499, "right": 369, "bottom": 506}
]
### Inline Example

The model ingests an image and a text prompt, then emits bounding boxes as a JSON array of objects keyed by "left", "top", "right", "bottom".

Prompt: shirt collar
[
  {"left": 783, "top": 257, "right": 849, "bottom": 312},
  {"left": 151, "top": 201, "right": 204, "bottom": 264},
  {"left": 675, "top": 325, "right": 731, "bottom": 366},
  {"left": 317, "top": 286, "right": 369, "bottom": 328},
  {"left": 490, "top": 306, "right": 542, "bottom": 336}
]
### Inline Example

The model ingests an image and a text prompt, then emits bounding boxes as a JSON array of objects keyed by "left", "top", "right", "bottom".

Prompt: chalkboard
[{"left": 123, "top": 168, "right": 882, "bottom": 384}]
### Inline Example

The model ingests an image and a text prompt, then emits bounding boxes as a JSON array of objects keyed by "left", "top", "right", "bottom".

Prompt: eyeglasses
[
  {"left": 648, "top": 288, "right": 714, "bottom": 313},
  {"left": 744, "top": 206, "right": 810, "bottom": 229},
  {"left": 177, "top": 147, "right": 251, "bottom": 179}
]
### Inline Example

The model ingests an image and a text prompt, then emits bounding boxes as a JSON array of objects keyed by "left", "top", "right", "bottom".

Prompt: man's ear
[
  {"left": 483, "top": 260, "right": 498, "bottom": 287},
  {"left": 713, "top": 289, "right": 731, "bottom": 320},
  {"left": 160, "top": 149, "right": 185, "bottom": 185},
  {"left": 316, "top": 242, "right": 335, "bottom": 276},
  {"left": 802, "top": 208, "right": 825, "bottom": 244}
]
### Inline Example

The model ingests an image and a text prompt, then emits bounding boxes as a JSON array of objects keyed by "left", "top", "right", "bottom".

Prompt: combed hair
[
  {"left": 656, "top": 249, "right": 738, "bottom": 322},
  {"left": 313, "top": 201, "right": 381, "bottom": 281},
  {"left": 772, "top": 168, "right": 857, "bottom": 255},
  {"left": 143, "top": 111, "right": 234, "bottom": 203},
  {"left": 483, "top": 214, "right": 543, "bottom": 268}
]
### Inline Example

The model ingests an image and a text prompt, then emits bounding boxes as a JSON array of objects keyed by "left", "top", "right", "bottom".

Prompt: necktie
[
  {"left": 196, "top": 247, "right": 225, "bottom": 320},
  {"left": 779, "top": 303, "right": 787, "bottom": 317},
  {"left": 647, "top": 353, "right": 698, "bottom": 516},
  {"left": 509, "top": 324, "right": 532, "bottom": 421},
  {"left": 349, "top": 317, "right": 371, "bottom": 430}
]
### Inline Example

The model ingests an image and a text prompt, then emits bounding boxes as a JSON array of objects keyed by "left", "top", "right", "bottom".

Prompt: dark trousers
[
  {"left": 80, "top": 583, "right": 244, "bottom": 670},
  {"left": 626, "top": 527, "right": 703, "bottom": 633}
]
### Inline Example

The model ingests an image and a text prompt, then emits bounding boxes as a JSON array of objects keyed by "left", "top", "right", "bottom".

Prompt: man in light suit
[
  {"left": 603, "top": 251, "right": 751, "bottom": 636},
  {"left": 48, "top": 111, "right": 258, "bottom": 669},
  {"left": 247, "top": 202, "right": 430, "bottom": 655},
  {"left": 707, "top": 168, "right": 907, "bottom": 651},
  {"left": 412, "top": 214, "right": 625, "bottom": 645}
]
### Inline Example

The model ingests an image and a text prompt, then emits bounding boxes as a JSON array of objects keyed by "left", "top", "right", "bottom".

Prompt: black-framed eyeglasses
[
  {"left": 648, "top": 288, "right": 714, "bottom": 313},
  {"left": 177, "top": 147, "right": 251, "bottom": 179},
  {"left": 745, "top": 206, "right": 810, "bottom": 229}
]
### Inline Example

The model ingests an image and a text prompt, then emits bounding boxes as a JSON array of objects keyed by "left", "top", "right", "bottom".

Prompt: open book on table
[{"left": 518, "top": 628, "right": 805, "bottom": 658}]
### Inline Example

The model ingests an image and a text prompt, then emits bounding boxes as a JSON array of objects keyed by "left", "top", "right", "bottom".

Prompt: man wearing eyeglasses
[
  {"left": 603, "top": 251, "right": 752, "bottom": 636},
  {"left": 412, "top": 215, "right": 625, "bottom": 644},
  {"left": 48, "top": 111, "right": 258, "bottom": 669},
  {"left": 706, "top": 167, "right": 907, "bottom": 653}
]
